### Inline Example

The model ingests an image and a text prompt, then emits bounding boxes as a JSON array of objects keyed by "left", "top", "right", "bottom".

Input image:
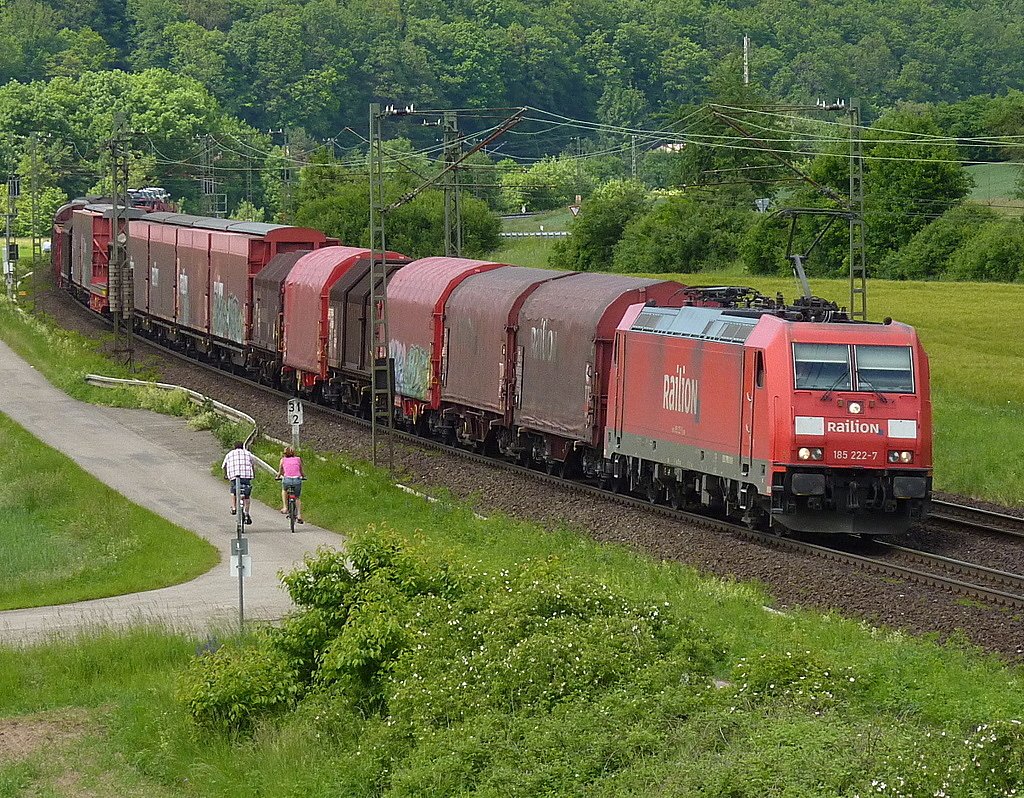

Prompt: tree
[
  {"left": 948, "top": 221, "right": 1024, "bottom": 283},
  {"left": 499, "top": 157, "right": 588, "bottom": 213},
  {"left": 46, "top": 28, "right": 116, "bottom": 78},
  {"left": 295, "top": 182, "right": 501, "bottom": 259},
  {"left": 864, "top": 108, "right": 973, "bottom": 258},
  {"left": 0, "top": 0, "right": 61, "bottom": 84},
  {"left": 550, "top": 180, "right": 650, "bottom": 272},
  {"left": 876, "top": 203, "right": 1002, "bottom": 279},
  {"left": 232, "top": 199, "right": 265, "bottom": 222},
  {"left": 613, "top": 196, "right": 752, "bottom": 273}
]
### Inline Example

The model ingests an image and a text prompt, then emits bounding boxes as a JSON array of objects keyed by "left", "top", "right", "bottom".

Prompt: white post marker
[{"left": 288, "top": 398, "right": 304, "bottom": 449}]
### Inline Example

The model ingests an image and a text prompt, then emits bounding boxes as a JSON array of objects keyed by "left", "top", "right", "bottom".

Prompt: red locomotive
[
  {"left": 53, "top": 206, "right": 932, "bottom": 535},
  {"left": 606, "top": 302, "right": 931, "bottom": 534}
]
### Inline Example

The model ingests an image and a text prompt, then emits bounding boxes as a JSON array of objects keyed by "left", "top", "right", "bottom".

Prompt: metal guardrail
[
  {"left": 83, "top": 374, "right": 275, "bottom": 474},
  {"left": 498, "top": 231, "right": 570, "bottom": 238}
]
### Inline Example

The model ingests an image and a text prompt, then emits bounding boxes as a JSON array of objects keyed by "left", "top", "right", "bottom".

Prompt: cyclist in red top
[{"left": 276, "top": 445, "right": 306, "bottom": 523}]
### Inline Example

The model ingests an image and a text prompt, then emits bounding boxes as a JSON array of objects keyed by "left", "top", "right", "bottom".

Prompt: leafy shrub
[
  {"left": 177, "top": 636, "right": 302, "bottom": 733},
  {"left": 178, "top": 526, "right": 726, "bottom": 754},
  {"left": 740, "top": 213, "right": 790, "bottom": 275},
  {"left": 947, "top": 220, "right": 1024, "bottom": 282},
  {"left": 550, "top": 179, "right": 650, "bottom": 271},
  {"left": 877, "top": 203, "right": 1003, "bottom": 279},
  {"left": 729, "top": 649, "right": 864, "bottom": 713},
  {"left": 869, "top": 719, "right": 1024, "bottom": 798},
  {"left": 613, "top": 195, "right": 752, "bottom": 273}
]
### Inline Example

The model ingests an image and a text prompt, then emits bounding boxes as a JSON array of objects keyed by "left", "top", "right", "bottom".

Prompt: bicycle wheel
[{"left": 289, "top": 497, "right": 296, "bottom": 533}]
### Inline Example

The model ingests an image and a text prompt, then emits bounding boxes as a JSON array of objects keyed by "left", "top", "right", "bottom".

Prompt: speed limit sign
[{"left": 287, "top": 398, "right": 304, "bottom": 426}]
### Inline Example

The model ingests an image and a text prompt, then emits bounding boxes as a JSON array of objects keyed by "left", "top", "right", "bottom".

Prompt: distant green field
[
  {"left": 966, "top": 162, "right": 1023, "bottom": 210},
  {"left": 500, "top": 208, "right": 574, "bottom": 232}
]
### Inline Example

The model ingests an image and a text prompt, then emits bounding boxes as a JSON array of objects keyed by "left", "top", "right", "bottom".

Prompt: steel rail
[{"left": 929, "top": 499, "right": 1024, "bottom": 539}]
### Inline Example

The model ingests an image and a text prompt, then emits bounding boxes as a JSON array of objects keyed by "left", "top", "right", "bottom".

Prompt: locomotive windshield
[
  {"left": 793, "top": 343, "right": 915, "bottom": 393},
  {"left": 793, "top": 343, "right": 851, "bottom": 390},
  {"left": 854, "top": 345, "right": 914, "bottom": 392}
]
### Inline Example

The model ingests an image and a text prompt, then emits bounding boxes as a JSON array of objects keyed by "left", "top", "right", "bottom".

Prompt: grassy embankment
[
  {"left": 493, "top": 226, "right": 1024, "bottom": 506},
  {"left": 0, "top": 301, "right": 220, "bottom": 607},
  {"left": 0, "top": 413, "right": 218, "bottom": 609},
  {"left": 965, "top": 162, "right": 1023, "bottom": 212}
]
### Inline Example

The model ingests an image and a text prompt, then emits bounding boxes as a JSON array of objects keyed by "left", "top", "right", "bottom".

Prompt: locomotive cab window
[
  {"left": 793, "top": 343, "right": 851, "bottom": 390},
  {"left": 854, "top": 345, "right": 914, "bottom": 393}
]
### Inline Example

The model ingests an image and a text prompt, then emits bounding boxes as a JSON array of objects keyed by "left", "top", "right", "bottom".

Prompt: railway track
[
  {"left": 65, "top": 299, "right": 1024, "bottom": 614},
  {"left": 929, "top": 498, "right": 1024, "bottom": 539}
]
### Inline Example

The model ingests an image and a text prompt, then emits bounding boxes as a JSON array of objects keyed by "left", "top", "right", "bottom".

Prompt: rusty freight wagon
[
  {"left": 282, "top": 246, "right": 412, "bottom": 410},
  {"left": 124, "top": 213, "right": 326, "bottom": 363}
]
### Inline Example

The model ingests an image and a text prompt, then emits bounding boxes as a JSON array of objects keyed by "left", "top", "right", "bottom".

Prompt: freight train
[{"left": 52, "top": 200, "right": 932, "bottom": 535}]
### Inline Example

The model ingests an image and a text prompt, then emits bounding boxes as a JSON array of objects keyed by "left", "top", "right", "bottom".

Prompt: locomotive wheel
[{"left": 645, "top": 482, "right": 661, "bottom": 505}]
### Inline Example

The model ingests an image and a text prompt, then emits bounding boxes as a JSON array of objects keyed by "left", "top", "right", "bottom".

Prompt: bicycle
[{"left": 277, "top": 477, "right": 306, "bottom": 533}]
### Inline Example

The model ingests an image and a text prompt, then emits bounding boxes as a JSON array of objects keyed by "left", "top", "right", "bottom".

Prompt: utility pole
[
  {"left": 708, "top": 101, "right": 866, "bottom": 315},
  {"left": 368, "top": 103, "right": 395, "bottom": 469},
  {"left": 3, "top": 135, "right": 17, "bottom": 303},
  {"left": 29, "top": 132, "right": 42, "bottom": 312},
  {"left": 245, "top": 153, "right": 254, "bottom": 205},
  {"left": 848, "top": 99, "right": 867, "bottom": 320},
  {"left": 109, "top": 116, "right": 134, "bottom": 369},
  {"left": 631, "top": 134, "right": 638, "bottom": 179},
  {"left": 200, "top": 134, "right": 226, "bottom": 218},
  {"left": 743, "top": 35, "right": 751, "bottom": 85},
  {"left": 442, "top": 111, "right": 463, "bottom": 257},
  {"left": 4, "top": 168, "right": 17, "bottom": 302}
]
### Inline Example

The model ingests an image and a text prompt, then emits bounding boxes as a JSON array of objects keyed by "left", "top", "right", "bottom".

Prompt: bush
[
  {"left": 613, "top": 196, "right": 753, "bottom": 273},
  {"left": 177, "top": 636, "right": 302, "bottom": 733},
  {"left": 550, "top": 179, "right": 650, "bottom": 271},
  {"left": 877, "top": 203, "right": 1003, "bottom": 279},
  {"left": 178, "top": 526, "right": 726, "bottom": 749},
  {"left": 948, "top": 220, "right": 1024, "bottom": 282}
]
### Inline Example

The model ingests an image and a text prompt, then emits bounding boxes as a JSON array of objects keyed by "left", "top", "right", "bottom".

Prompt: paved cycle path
[{"left": 0, "top": 340, "right": 345, "bottom": 645}]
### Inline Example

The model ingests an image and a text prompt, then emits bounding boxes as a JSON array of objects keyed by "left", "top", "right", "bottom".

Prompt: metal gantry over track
[
  {"left": 708, "top": 100, "right": 868, "bottom": 320},
  {"left": 367, "top": 103, "right": 525, "bottom": 468},
  {"left": 109, "top": 117, "right": 135, "bottom": 369}
]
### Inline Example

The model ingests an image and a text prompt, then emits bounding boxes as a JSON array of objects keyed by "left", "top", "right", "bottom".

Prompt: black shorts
[{"left": 229, "top": 478, "right": 253, "bottom": 497}]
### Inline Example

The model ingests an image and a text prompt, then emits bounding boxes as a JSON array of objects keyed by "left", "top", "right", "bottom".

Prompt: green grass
[
  {"left": 966, "top": 162, "right": 1023, "bottom": 207},
  {"left": 500, "top": 208, "right": 574, "bottom": 232},
  {"left": 0, "top": 411, "right": 218, "bottom": 609},
  {"left": 488, "top": 235, "right": 560, "bottom": 268}
]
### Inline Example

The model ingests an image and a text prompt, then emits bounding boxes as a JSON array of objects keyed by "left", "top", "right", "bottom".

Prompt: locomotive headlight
[
  {"left": 899, "top": 451, "right": 913, "bottom": 463},
  {"left": 798, "top": 447, "right": 812, "bottom": 460},
  {"left": 848, "top": 401, "right": 863, "bottom": 414},
  {"left": 811, "top": 448, "right": 823, "bottom": 460},
  {"left": 888, "top": 451, "right": 900, "bottom": 463}
]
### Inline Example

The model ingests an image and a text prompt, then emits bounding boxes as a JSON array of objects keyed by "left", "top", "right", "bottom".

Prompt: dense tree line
[{"left": 6, "top": 0, "right": 1024, "bottom": 137}]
